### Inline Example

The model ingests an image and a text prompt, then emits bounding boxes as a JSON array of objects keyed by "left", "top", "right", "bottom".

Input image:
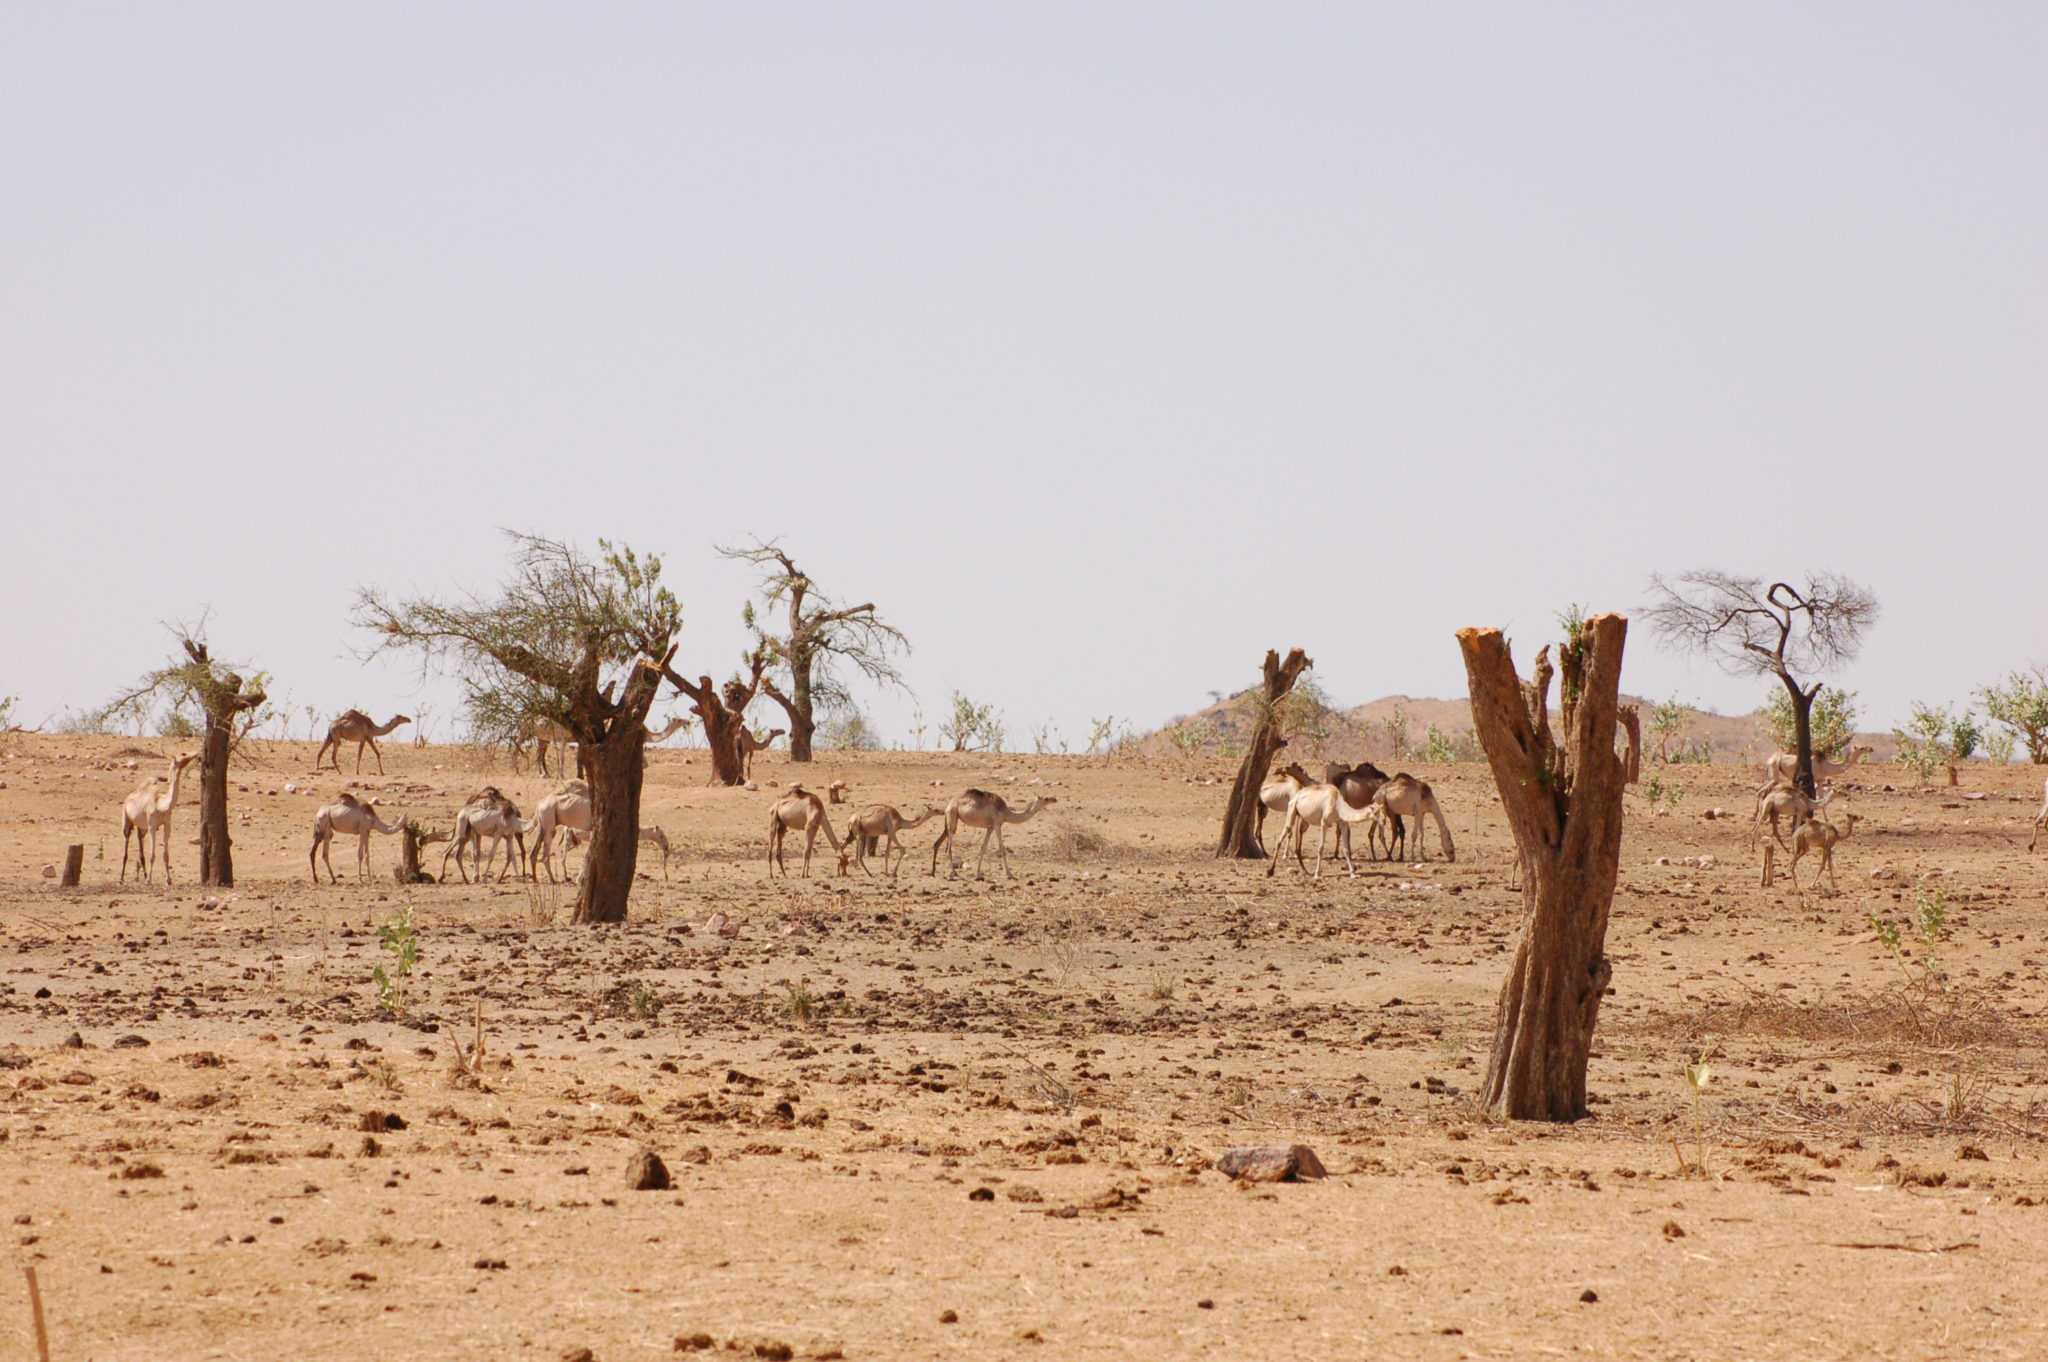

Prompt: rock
[
  {"left": 560, "top": 1349, "right": 594, "bottom": 1362},
  {"left": 40, "top": 864, "right": 55, "bottom": 878},
  {"left": 284, "top": 783, "right": 298, "bottom": 794},
  {"left": 1696, "top": 855, "right": 1717, "bottom": 870},
  {"left": 625, "top": 1148, "right": 671, "bottom": 1191},
  {"left": 1215, "top": 1144, "right": 1327, "bottom": 1183},
  {"left": 112, "top": 1034, "right": 149, "bottom": 1049},
  {"left": 743, "top": 780, "right": 759, "bottom": 792},
  {"left": 59, "top": 1032, "right": 83, "bottom": 1048}
]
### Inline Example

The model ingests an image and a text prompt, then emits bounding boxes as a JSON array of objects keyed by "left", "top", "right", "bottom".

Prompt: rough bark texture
[
  {"left": 1215, "top": 649, "right": 1312, "bottom": 859},
  {"left": 395, "top": 824, "right": 432, "bottom": 883},
  {"left": 1786, "top": 675, "right": 1819, "bottom": 798},
  {"left": 566, "top": 650, "right": 666, "bottom": 925},
  {"left": 658, "top": 648, "right": 768, "bottom": 788},
  {"left": 1458, "top": 616, "right": 1636, "bottom": 1122},
  {"left": 186, "top": 641, "right": 265, "bottom": 889}
]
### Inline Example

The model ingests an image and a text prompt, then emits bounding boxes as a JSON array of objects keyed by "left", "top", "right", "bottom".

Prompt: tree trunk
[
  {"left": 196, "top": 714, "right": 235, "bottom": 887},
  {"left": 1458, "top": 615, "right": 1634, "bottom": 1122},
  {"left": 1215, "top": 648, "right": 1312, "bottom": 859},
  {"left": 1787, "top": 676, "right": 1818, "bottom": 798},
  {"left": 571, "top": 724, "right": 646, "bottom": 924},
  {"left": 396, "top": 823, "right": 431, "bottom": 883}
]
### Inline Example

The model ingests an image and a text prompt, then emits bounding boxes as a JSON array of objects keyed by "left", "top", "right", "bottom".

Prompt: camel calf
[{"left": 1787, "top": 811, "right": 1861, "bottom": 893}]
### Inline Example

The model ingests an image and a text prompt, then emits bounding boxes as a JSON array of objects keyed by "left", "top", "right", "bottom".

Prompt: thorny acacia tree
[
  {"left": 1644, "top": 570, "right": 1878, "bottom": 797},
  {"left": 356, "top": 534, "right": 678, "bottom": 924},
  {"left": 104, "top": 627, "right": 269, "bottom": 888},
  {"left": 719, "top": 540, "right": 908, "bottom": 764},
  {"left": 1459, "top": 614, "right": 1637, "bottom": 1121},
  {"left": 1215, "top": 648, "right": 1312, "bottom": 859}
]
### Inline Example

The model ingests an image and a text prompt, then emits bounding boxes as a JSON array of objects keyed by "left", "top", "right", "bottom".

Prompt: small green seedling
[{"left": 372, "top": 903, "right": 418, "bottom": 1014}]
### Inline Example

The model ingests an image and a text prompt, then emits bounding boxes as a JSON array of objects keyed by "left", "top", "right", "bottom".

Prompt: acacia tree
[
  {"left": 104, "top": 629, "right": 269, "bottom": 887},
  {"left": 718, "top": 540, "right": 908, "bottom": 763},
  {"left": 1214, "top": 648, "right": 1312, "bottom": 859},
  {"left": 1644, "top": 571, "right": 1878, "bottom": 797},
  {"left": 356, "top": 535, "right": 677, "bottom": 924},
  {"left": 1459, "top": 614, "right": 1637, "bottom": 1121}
]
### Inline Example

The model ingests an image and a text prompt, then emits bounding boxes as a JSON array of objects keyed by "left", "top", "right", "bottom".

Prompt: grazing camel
[
  {"left": 1757, "top": 745, "right": 1871, "bottom": 795},
  {"left": 120, "top": 752, "right": 196, "bottom": 884},
  {"left": 529, "top": 781, "right": 593, "bottom": 883},
  {"left": 1266, "top": 782, "right": 1385, "bottom": 879},
  {"left": 1256, "top": 762, "right": 1314, "bottom": 854},
  {"left": 309, "top": 792, "right": 404, "bottom": 883},
  {"left": 1372, "top": 774, "right": 1456, "bottom": 862},
  {"left": 1781, "top": 811, "right": 1862, "bottom": 893},
  {"left": 1327, "top": 760, "right": 1402, "bottom": 862},
  {"left": 315, "top": 710, "right": 411, "bottom": 775},
  {"left": 739, "top": 727, "right": 787, "bottom": 779},
  {"left": 767, "top": 785, "right": 843, "bottom": 878},
  {"left": 562, "top": 824, "right": 675, "bottom": 880},
  {"left": 2030, "top": 777, "right": 2048, "bottom": 852},
  {"left": 838, "top": 803, "right": 941, "bottom": 877},
  {"left": 929, "top": 791, "right": 1057, "bottom": 880},
  {"left": 441, "top": 788, "right": 527, "bottom": 884}
]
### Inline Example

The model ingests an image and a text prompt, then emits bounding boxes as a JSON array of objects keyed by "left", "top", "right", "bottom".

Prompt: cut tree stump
[{"left": 60, "top": 845, "right": 83, "bottom": 887}]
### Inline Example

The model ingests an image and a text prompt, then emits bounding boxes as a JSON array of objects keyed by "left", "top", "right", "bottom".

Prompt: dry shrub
[
  {"left": 1043, "top": 819, "right": 1139, "bottom": 863},
  {"left": 1640, "top": 986, "right": 2017, "bottom": 1051}
]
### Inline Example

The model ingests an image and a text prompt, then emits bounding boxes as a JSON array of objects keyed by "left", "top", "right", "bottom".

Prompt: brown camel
[
  {"left": 1372, "top": 774, "right": 1455, "bottom": 862},
  {"left": 739, "top": 726, "right": 787, "bottom": 779},
  {"left": 120, "top": 752, "right": 196, "bottom": 883},
  {"left": 315, "top": 710, "right": 411, "bottom": 774},
  {"left": 838, "top": 803, "right": 941, "bottom": 877},
  {"left": 1327, "top": 759, "right": 1402, "bottom": 861},
  {"left": 767, "top": 785, "right": 842, "bottom": 878},
  {"left": 930, "top": 791, "right": 1057, "bottom": 880}
]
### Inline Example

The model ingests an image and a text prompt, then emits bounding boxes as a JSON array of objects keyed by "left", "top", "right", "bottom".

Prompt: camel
[
  {"left": 837, "top": 803, "right": 941, "bottom": 877},
  {"left": 1757, "top": 745, "right": 1872, "bottom": 796},
  {"left": 1779, "top": 811, "right": 1862, "bottom": 893},
  {"left": 315, "top": 710, "right": 411, "bottom": 775},
  {"left": 1752, "top": 782, "right": 1832, "bottom": 851},
  {"left": 2031, "top": 777, "right": 2048, "bottom": 852},
  {"left": 309, "top": 792, "right": 404, "bottom": 883},
  {"left": 119, "top": 752, "right": 196, "bottom": 883},
  {"left": 929, "top": 791, "right": 1058, "bottom": 880},
  {"left": 1372, "top": 774, "right": 1456, "bottom": 862},
  {"left": 441, "top": 788, "right": 527, "bottom": 884},
  {"left": 739, "top": 727, "right": 787, "bottom": 779},
  {"left": 512, "top": 718, "right": 576, "bottom": 777},
  {"left": 645, "top": 715, "right": 688, "bottom": 744},
  {"left": 767, "top": 785, "right": 843, "bottom": 878},
  {"left": 529, "top": 780, "right": 593, "bottom": 883},
  {"left": 1265, "top": 782, "right": 1386, "bottom": 879},
  {"left": 1327, "top": 760, "right": 1403, "bottom": 862},
  {"left": 561, "top": 824, "right": 676, "bottom": 880},
  {"left": 1256, "top": 762, "right": 1314, "bottom": 854}
]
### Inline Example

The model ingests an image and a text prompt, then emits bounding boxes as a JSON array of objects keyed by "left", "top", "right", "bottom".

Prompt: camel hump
[
  {"left": 337, "top": 708, "right": 371, "bottom": 723},
  {"left": 335, "top": 791, "right": 363, "bottom": 807},
  {"left": 961, "top": 788, "right": 992, "bottom": 800}
]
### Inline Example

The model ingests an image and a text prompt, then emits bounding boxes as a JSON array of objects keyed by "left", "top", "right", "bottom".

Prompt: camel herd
[{"left": 1259, "top": 761, "right": 1457, "bottom": 879}]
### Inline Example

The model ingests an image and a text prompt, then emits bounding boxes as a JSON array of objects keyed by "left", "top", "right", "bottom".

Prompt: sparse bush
[
  {"left": 1893, "top": 703, "right": 1958, "bottom": 786},
  {"left": 0, "top": 694, "right": 18, "bottom": 730},
  {"left": 1163, "top": 717, "right": 1211, "bottom": 761},
  {"left": 1379, "top": 705, "right": 1411, "bottom": 761},
  {"left": 817, "top": 706, "right": 882, "bottom": 752},
  {"left": 1760, "top": 687, "right": 1859, "bottom": 758},
  {"left": 940, "top": 692, "right": 1002, "bottom": 752},
  {"left": 1978, "top": 669, "right": 2048, "bottom": 765},
  {"left": 1639, "top": 773, "right": 1681, "bottom": 812},
  {"left": 372, "top": 903, "right": 418, "bottom": 1014},
  {"left": 628, "top": 982, "right": 661, "bottom": 1022},
  {"left": 1422, "top": 723, "right": 1459, "bottom": 763},
  {"left": 779, "top": 978, "right": 816, "bottom": 1024},
  {"left": 1647, "top": 696, "right": 1696, "bottom": 763}
]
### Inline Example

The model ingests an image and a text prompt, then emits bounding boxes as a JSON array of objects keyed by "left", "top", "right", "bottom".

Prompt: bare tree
[
  {"left": 103, "top": 627, "right": 269, "bottom": 887},
  {"left": 652, "top": 645, "right": 772, "bottom": 787},
  {"left": 355, "top": 534, "right": 677, "bottom": 924},
  {"left": 1459, "top": 614, "right": 1637, "bottom": 1121},
  {"left": 1214, "top": 648, "right": 1312, "bottom": 859},
  {"left": 718, "top": 540, "right": 909, "bottom": 763},
  {"left": 1644, "top": 570, "right": 1878, "bottom": 797}
]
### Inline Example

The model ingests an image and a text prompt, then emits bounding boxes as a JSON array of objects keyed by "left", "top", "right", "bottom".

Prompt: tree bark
[
  {"left": 1215, "top": 649, "right": 1312, "bottom": 859},
  {"left": 764, "top": 679, "right": 816, "bottom": 764},
  {"left": 655, "top": 648, "right": 767, "bottom": 788},
  {"left": 1786, "top": 675, "right": 1819, "bottom": 798},
  {"left": 186, "top": 641, "right": 264, "bottom": 889},
  {"left": 567, "top": 649, "right": 665, "bottom": 924},
  {"left": 1458, "top": 615, "right": 1634, "bottom": 1122},
  {"left": 396, "top": 823, "right": 432, "bottom": 883}
]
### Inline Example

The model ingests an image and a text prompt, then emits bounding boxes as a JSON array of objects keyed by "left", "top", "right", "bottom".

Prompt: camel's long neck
[
  {"left": 1003, "top": 800, "right": 1046, "bottom": 824},
  {"left": 162, "top": 762, "right": 188, "bottom": 812},
  {"left": 900, "top": 808, "right": 941, "bottom": 832}
]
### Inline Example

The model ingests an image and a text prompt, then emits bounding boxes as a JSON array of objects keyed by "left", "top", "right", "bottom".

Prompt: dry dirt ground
[{"left": 4, "top": 735, "right": 2048, "bottom": 1360}]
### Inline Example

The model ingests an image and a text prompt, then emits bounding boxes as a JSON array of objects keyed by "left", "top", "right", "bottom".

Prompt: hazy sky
[{"left": 5, "top": 5, "right": 2043, "bottom": 747}]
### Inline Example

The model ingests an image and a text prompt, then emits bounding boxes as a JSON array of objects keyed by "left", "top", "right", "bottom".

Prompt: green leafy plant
[
  {"left": 1163, "top": 716, "right": 1212, "bottom": 761},
  {"left": 1893, "top": 703, "right": 1959, "bottom": 786},
  {"left": 1760, "top": 687, "right": 1860, "bottom": 758},
  {"left": 779, "top": 977, "right": 817, "bottom": 1024},
  {"left": 1870, "top": 887, "right": 1948, "bottom": 996},
  {"left": 1639, "top": 773, "right": 1681, "bottom": 812},
  {"left": 1379, "top": 704, "right": 1411, "bottom": 761},
  {"left": 627, "top": 982, "right": 661, "bottom": 1022},
  {"left": 372, "top": 903, "right": 419, "bottom": 1015},
  {"left": 1978, "top": 669, "right": 2048, "bottom": 765},
  {"left": 1646, "top": 695, "right": 1696, "bottom": 763}
]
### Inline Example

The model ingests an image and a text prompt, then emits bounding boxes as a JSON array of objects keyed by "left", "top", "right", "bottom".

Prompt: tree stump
[
  {"left": 1457, "top": 615, "right": 1637, "bottom": 1121},
  {"left": 60, "top": 845, "right": 83, "bottom": 888},
  {"left": 1215, "top": 648, "right": 1312, "bottom": 859}
]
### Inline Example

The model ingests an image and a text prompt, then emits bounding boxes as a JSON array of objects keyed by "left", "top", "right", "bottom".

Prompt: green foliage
[
  {"left": 1893, "top": 702, "right": 1962, "bottom": 784},
  {"left": 627, "top": 982, "right": 661, "bottom": 1022},
  {"left": 157, "top": 709, "right": 200, "bottom": 739},
  {"left": 1422, "top": 723, "right": 1460, "bottom": 763},
  {"left": 779, "top": 977, "right": 817, "bottom": 1024},
  {"left": 1646, "top": 696, "right": 1696, "bottom": 763},
  {"left": 1977, "top": 670, "right": 2048, "bottom": 764},
  {"left": 1086, "top": 715, "right": 1118, "bottom": 756},
  {"left": 940, "top": 691, "right": 1003, "bottom": 752},
  {"left": 1983, "top": 728, "right": 2017, "bottom": 764},
  {"left": 372, "top": 903, "right": 418, "bottom": 1014},
  {"left": 1639, "top": 773, "right": 1682, "bottom": 811},
  {"left": 1948, "top": 711, "right": 1981, "bottom": 763},
  {"left": 0, "top": 694, "right": 17, "bottom": 729},
  {"left": 1759, "top": 687, "right": 1859, "bottom": 757},
  {"left": 1162, "top": 716, "right": 1212, "bottom": 760},
  {"left": 1870, "top": 887, "right": 1948, "bottom": 995},
  {"left": 1379, "top": 704, "right": 1411, "bottom": 761}
]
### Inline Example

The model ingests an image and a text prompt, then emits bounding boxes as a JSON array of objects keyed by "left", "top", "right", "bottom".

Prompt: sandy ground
[{"left": 4, "top": 734, "right": 2047, "bottom": 1361}]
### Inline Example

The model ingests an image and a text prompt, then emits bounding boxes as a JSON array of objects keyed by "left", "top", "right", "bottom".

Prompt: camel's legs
[{"left": 975, "top": 825, "right": 995, "bottom": 880}]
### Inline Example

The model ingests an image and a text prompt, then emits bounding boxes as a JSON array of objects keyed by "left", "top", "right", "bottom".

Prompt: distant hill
[{"left": 1137, "top": 692, "right": 1898, "bottom": 767}]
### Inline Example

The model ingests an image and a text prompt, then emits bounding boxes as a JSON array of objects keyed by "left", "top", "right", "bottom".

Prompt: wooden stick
[
  {"left": 59, "top": 845, "right": 83, "bottom": 888},
  {"left": 25, "top": 1265, "right": 51, "bottom": 1362}
]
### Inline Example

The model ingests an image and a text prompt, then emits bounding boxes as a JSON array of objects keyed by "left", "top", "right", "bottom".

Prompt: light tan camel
[
  {"left": 2030, "top": 777, "right": 2048, "bottom": 852},
  {"left": 930, "top": 791, "right": 1057, "bottom": 880},
  {"left": 562, "top": 824, "right": 676, "bottom": 880},
  {"left": 1327, "top": 760, "right": 1399, "bottom": 863},
  {"left": 1781, "top": 811, "right": 1862, "bottom": 893},
  {"left": 512, "top": 718, "right": 575, "bottom": 777},
  {"left": 1266, "top": 782, "right": 1385, "bottom": 879},
  {"left": 1752, "top": 782, "right": 1831, "bottom": 851},
  {"left": 739, "top": 727, "right": 787, "bottom": 779},
  {"left": 1757, "top": 745, "right": 1871, "bottom": 795},
  {"left": 1256, "top": 762, "right": 1314, "bottom": 854},
  {"left": 310, "top": 792, "right": 404, "bottom": 883},
  {"left": 645, "top": 715, "right": 688, "bottom": 743},
  {"left": 120, "top": 752, "right": 196, "bottom": 883},
  {"left": 529, "top": 781, "right": 592, "bottom": 883},
  {"left": 315, "top": 710, "right": 411, "bottom": 774},
  {"left": 837, "top": 803, "right": 940, "bottom": 877},
  {"left": 442, "top": 788, "right": 527, "bottom": 884},
  {"left": 768, "top": 785, "right": 843, "bottom": 878},
  {"left": 1373, "top": 774, "right": 1455, "bottom": 862}
]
